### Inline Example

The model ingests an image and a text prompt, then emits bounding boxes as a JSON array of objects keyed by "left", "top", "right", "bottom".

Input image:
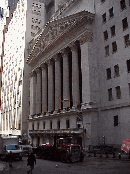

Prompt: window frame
[
  {"left": 66, "top": 119, "right": 70, "bottom": 129},
  {"left": 105, "top": 45, "right": 109, "bottom": 57},
  {"left": 50, "top": 120, "right": 52, "bottom": 129},
  {"left": 124, "top": 34, "right": 130, "bottom": 47},
  {"left": 106, "top": 68, "right": 111, "bottom": 80},
  {"left": 114, "top": 115, "right": 118, "bottom": 126},
  {"left": 126, "top": 59, "right": 130, "bottom": 73},
  {"left": 110, "top": 25, "right": 115, "bottom": 37},
  {"left": 103, "top": 30, "right": 108, "bottom": 41},
  {"left": 109, "top": 7, "right": 114, "bottom": 19},
  {"left": 108, "top": 88, "right": 113, "bottom": 101},
  {"left": 114, "top": 64, "right": 120, "bottom": 77},
  {"left": 112, "top": 41, "right": 117, "bottom": 53},
  {"left": 115, "top": 86, "right": 121, "bottom": 99},
  {"left": 102, "top": 13, "right": 106, "bottom": 23},
  {"left": 120, "top": 0, "right": 126, "bottom": 10},
  {"left": 122, "top": 17, "right": 128, "bottom": 31}
]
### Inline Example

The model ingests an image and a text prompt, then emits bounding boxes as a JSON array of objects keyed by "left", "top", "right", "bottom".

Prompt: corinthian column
[
  {"left": 47, "top": 59, "right": 54, "bottom": 114},
  {"left": 62, "top": 49, "right": 70, "bottom": 111},
  {"left": 70, "top": 43, "right": 80, "bottom": 109},
  {"left": 41, "top": 63, "right": 47, "bottom": 115},
  {"left": 54, "top": 54, "right": 61, "bottom": 113},
  {"left": 36, "top": 67, "right": 42, "bottom": 115},
  {"left": 30, "top": 71, "right": 36, "bottom": 116}
]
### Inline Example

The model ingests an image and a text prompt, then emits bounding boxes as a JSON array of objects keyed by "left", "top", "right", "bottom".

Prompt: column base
[
  {"left": 71, "top": 106, "right": 77, "bottom": 111},
  {"left": 60, "top": 108, "right": 66, "bottom": 114},
  {"left": 81, "top": 103, "right": 92, "bottom": 110},
  {"left": 53, "top": 110, "right": 58, "bottom": 115},
  {"left": 45, "top": 112, "right": 50, "bottom": 116}
]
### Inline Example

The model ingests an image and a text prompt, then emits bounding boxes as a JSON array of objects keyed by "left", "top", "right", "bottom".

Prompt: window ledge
[
  {"left": 103, "top": 21, "right": 107, "bottom": 24},
  {"left": 109, "top": 16, "right": 114, "bottom": 20},
  {"left": 112, "top": 51, "right": 117, "bottom": 54},
  {"left": 114, "top": 75, "right": 120, "bottom": 78},
  {"left": 123, "top": 27, "right": 129, "bottom": 31},
  {"left": 111, "top": 34, "right": 116, "bottom": 38},
  {"left": 104, "top": 39, "right": 108, "bottom": 42},
  {"left": 125, "top": 45, "right": 130, "bottom": 48},
  {"left": 120, "top": 7, "right": 127, "bottom": 12},
  {"left": 106, "top": 78, "right": 111, "bottom": 80},
  {"left": 105, "top": 54, "right": 110, "bottom": 57},
  {"left": 117, "top": 97, "right": 122, "bottom": 99}
]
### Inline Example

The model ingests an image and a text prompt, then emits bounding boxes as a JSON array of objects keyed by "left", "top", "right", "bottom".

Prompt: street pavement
[{"left": 0, "top": 155, "right": 130, "bottom": 174}]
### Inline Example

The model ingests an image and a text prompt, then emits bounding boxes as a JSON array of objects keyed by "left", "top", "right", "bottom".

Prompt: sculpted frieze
[{"left": 27, "top": 11, "right": 95, "bottom": 64}]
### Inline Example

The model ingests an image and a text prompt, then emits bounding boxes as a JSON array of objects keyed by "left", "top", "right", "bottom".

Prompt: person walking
[
  {"left": 27, "top": 151, "right": 36, "bottom": 174},
  {"left": 8, "top": 151, "right": 13, "bottom": 167}
]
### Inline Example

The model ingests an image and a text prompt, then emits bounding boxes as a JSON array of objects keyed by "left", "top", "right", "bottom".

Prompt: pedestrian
[
  {"left": 8, "top": 151, "right": 13, "bottom": 167},
  {"left": 27, "top": 151, "right": 36, "bottom": 174}
]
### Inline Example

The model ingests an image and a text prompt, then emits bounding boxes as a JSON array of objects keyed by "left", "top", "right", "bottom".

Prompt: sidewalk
[
  {"left": 0, "top": 162, "right": 6, "bottom": 171},
  {"left": 84, "top": 153, "right": 130, "bottom": 161}
]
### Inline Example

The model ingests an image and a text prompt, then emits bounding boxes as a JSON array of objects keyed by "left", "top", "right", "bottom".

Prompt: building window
[
  {"left": 102, "top": 13, "right": 106, "bottom": 23},
  {"left": 50, "top": 120, "right": 52, "bottom": 129},
  {"left": 126, "top": 59, "right": 130, "bottom": 73},
  {"left": 114, "top": 65, "right": 119, "bottom": 77},
  {"left": 43, "top": 121, "right": 45, "bottom": 129},
  {"left": 124, "top": 34, "right": 130, "bottom": 47},
  {"left": 109, "top": 7, "right": 114, "bottom": 18},
  {"left": 114, "top": 116, "right": 118, "bottom": 126},
  {"left": 32, "top": 122, "right": 34, "bottom": 130},
  {"left": 112, "top": 41, "right": 117, "bottom": 53},
  {"left": 122, "top": 17, "right": 128, "bottom": 30},
  {"left": 57, "top": 120, "right": 60, "bottom": 130},
  {"left": 106, "top": 68, "right": 111, "bottom": 79},
  {"left": 120, "top": 0, "right": 126, "bottom": 10},
  {"left": 66, "top": 119, "right": 70, "bottom": 129},
  {"left": 37, "top": 122, "right": 39, "bottom": 130},
  {"left": 115, "top": 86, "right": 121, "bottom": 99},
  {"left": 110, "top": 25, "right": 115, "bottom": 37},
  {"left": 108, "top": 88, "right": 113, "bottom": 101},
  {"left": 101, "top": 0, "right": 105, "bottom": 3},
  {"left": 105, "top": 45, "right": 109, "bottom": 56},
  {"left": 104, "top": 30, "right": 108, "bottom": 41},
  {"left": 128, "top": 83, "right": 130, "bottom": 96}
]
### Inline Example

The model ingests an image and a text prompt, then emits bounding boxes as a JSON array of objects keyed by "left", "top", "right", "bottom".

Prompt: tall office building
[
  {"left": 0, "top": 0, "right": 47, "bottom": 137},
  {"left": 27, "top": 0, "right": 130, "bottom": 148}
]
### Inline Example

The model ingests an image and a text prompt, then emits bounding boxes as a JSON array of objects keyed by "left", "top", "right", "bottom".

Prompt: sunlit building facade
[{"left": 1, "top": 0, "right": 47, "bottom": 136}]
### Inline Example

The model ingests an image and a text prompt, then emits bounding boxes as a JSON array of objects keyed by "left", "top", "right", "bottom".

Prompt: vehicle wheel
[{"left": 61, "top": 153, "right": 67, "bottom": 163}]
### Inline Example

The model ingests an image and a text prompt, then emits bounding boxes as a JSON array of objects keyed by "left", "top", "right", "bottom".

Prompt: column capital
[
  {"left": 60, "top": 49, "right": 68, "bottom": 57},
  {"left": 35, "top": 67, "right": 42, "bottom": 74},
  {"left": 54, "top": 54, "right": 61, "bottom": 62},
  {"left": 78, "top": 31, "right": 93, "bottom": 45},
  {"left": 30, "top": 71, "right": 36, "bottom": 77},
  {"left": 40, "top": 63, "right": 47, "bottom": 70},
  {"left": 46, "top": 59, "right": 53, "bottom": 66},
  {"left": 69, "top": 42, "right": 77, "bottom": 51}
]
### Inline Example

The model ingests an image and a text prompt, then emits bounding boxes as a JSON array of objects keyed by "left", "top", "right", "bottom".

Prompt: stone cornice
[{"left": 27, "top": 11, "right": 95, "bottom": 66}]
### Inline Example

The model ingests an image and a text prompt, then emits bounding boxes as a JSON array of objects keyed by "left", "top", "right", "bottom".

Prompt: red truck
[{"left": 35, "top": 136, "right": 84, "bottom": 163}]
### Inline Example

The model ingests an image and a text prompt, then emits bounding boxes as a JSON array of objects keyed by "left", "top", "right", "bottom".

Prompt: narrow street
[{"left": 0, "top": 156, "right": 130, "bottom": 174}]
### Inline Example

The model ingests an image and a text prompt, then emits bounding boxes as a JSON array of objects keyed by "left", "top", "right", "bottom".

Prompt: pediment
[{"left": 27, "top": 11, "right": 95, "bottom": 64}]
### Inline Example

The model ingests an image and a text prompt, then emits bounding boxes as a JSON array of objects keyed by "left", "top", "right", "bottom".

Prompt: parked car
[{"left": 19, "top": 145, "right": 32, "bottom": 156}]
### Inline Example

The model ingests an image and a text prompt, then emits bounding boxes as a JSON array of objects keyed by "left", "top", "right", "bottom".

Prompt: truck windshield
[{"left": 7, "top": 145, "right": 20, "bottom": 150}]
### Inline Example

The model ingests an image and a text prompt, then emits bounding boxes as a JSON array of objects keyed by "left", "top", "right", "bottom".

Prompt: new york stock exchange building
[{"left": 26, "top": 10, "right": 98, "bottom": 148}]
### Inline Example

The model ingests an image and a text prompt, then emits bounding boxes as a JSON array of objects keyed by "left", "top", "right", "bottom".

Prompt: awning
[{"left": 121, "top": 139, "right": 130, "bottom": 154}]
